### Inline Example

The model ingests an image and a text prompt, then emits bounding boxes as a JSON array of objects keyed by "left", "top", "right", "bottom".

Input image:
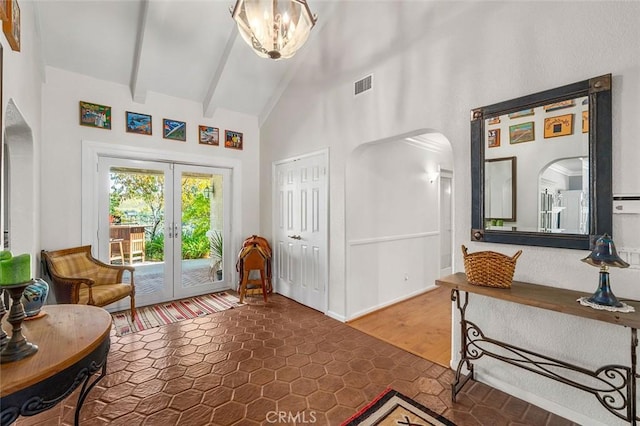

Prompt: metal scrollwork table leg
[{"left": 449, "top": 288, "right": 638, "bottom": 424}]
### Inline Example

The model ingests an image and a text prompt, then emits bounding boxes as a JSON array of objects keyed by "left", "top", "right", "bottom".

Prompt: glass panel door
[
  {"left": 173, "top": 164, "right": 231, "bottom": 299},
  {"left": 98, "top": 157, "right": 173, "bottom": 307}
]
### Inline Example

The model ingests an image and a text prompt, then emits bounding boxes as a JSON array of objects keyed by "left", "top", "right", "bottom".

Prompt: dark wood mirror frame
[{"left": 471, "top": 74, "right": 612, "bottom": 249}]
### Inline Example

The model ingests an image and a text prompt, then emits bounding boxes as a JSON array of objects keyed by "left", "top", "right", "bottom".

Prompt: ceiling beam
[
  {"left": 31, "top": 2, "right": 48, "bottom": 85},
  {"left": 203, "top": 27, "right": 238, "bottom": 118},
  {"left": 130, "top": 0, "right": 150, "bottom": 103}
]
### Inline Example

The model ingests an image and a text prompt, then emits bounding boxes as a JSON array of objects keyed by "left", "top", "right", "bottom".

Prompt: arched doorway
[
  {"left": 3, "top": 99, "right": 37, "bottom": 268},
  {"left": 345, "top": 130, "right": 454, "bottom": 366}
]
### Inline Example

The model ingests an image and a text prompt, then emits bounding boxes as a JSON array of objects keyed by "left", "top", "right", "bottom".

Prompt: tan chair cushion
[
  {"left": 50, "top": 252, "right": 119, "bottom": 285},
  {"left": 78, "top": 283, "right": 133, "bottom": 306}
]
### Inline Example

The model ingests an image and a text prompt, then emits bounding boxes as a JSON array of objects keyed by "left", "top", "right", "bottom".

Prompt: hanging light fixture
[{"left": 230, "top": 0, "right": 318, "bottom": 60}]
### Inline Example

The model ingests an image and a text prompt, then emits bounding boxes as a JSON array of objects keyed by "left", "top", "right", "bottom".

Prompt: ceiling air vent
[{"left": 354, "top": 74, "right": 373, "bottom": 96}]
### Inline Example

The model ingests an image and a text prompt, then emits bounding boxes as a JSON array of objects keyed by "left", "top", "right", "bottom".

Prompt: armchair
[{"left": 41, "top": 245, "right": 136, "bottom": 319}]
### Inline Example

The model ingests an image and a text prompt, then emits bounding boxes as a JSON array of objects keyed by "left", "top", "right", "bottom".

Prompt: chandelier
[{"left": 231, "top": 0, "right": 318, "bottom": 60}]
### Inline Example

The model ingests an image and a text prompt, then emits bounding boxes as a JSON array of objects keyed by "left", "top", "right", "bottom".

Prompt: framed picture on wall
[
  {"left": 126, "top": 112, "right": 152, "bottom": 135},
  {"left": 508, "top": 109, "right": 534, "bottom": 119},
  {"left": 3, "top": 0, "right": 20, "bottom": 52},
  {"left": 163, "top": 118, "right": 186, "bottom": 141},
  {"left": 79, "top": 101, "right": 112, "bottom": 130},
  {"left": 224, "top": 130, "right": 243, "bottom": 150},
  {"left": 544, "top": 99, "right": 575, "bottom": 112},
  {"left": 488, "top": 129, "right": 500, "bottom": 148},
  {"left": 199, "top": 126, "right": 219, "bottom": 145},
  {"left": 544, "top": 113, "right": 574, "bottom": 138},
  {"left": 509, "top": 122, "right": 534, "bottom": 144}
]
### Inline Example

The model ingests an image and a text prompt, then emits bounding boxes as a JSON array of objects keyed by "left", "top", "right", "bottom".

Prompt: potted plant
[{"left": 209, "top": 230, "right": 223, "bottom": 281}]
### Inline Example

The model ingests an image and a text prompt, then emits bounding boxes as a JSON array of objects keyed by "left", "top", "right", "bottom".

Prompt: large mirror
[{"left": 471, "top": 74, "right": 612, "bottom": 249}]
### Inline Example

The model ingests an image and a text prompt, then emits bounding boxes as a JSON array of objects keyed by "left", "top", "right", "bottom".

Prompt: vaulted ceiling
[{"left": 36, "top": 0, "right": 334, "bottom": 124}]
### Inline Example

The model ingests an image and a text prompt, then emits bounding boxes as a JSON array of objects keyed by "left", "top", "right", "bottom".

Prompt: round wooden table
[{"left": 0, "top": 304, "right": 111, "bottom": 425}]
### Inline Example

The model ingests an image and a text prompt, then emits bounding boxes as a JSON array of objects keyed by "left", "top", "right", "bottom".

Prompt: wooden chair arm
[{"left": 48, "top": 273, "right": 94, "bottom": 304}]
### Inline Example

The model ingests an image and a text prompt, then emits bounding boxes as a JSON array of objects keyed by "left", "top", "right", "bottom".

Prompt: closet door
[{"left": 274, "top": 152, "right": 328, "bottom": 312}]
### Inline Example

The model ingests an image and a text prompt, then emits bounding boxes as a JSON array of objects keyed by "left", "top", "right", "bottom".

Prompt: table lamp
[{"left": 581, "top": 233, "right": 629, "bottom": 308}]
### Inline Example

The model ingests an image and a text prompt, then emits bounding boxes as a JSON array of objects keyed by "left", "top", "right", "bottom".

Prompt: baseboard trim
[
  {"left": 474, "top": 372, "right": 610, "bottom": 426},
  {"left": 346, "top": 285, "right": 438, "bottom": 322},
  {"left": 326, "top": 310, "right": 346, "bottom": 322}
]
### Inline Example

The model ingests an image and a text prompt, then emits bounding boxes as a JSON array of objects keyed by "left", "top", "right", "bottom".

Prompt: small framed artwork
[
  {"left": 488, "top": 129, "right": 500, "bottom": 148},
  {"left": 508, "top": 109, "right": 534, "bottom": 119},
  {"left": 225, "top": 130, "right": 243, "bottom": 150},
  {"left": 544, "top": 113, "right": 574, "bottom": 138},
  {"left": 509, "top": 122, "right": 535, "bottom": 144},
  {"left": 487, "top": 116, "right": 501, "bottom": 125},
  {"left": 163, "top": 118, "right": 186, "bottom": 141},
  {"left": 126, "top": 111, "right": 152, "bottom": 135},
  {"left": 199, "top": 126, "right": 219, "bottom": 145},
  {"left": 79, "top": 101, "right": 111, "bottom": 130},
  {"left": 544, "top": 99, "right": 575, "bottom": 112},
  {"left": 582, "top": 110, "right": 589, "bottom": 133},
  {"left": 3, "top": 0, "right": 20, "bottom": 52}
]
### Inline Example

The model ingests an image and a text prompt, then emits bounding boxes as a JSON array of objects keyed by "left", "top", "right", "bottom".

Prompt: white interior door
[
  {"left": 274, "top": 151, "right": 328, "bottom": 312},
  {"left": 440, "top": 173, "right": 453, "bottom": 277}
]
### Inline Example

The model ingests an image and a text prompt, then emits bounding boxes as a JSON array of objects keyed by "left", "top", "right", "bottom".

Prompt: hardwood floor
[{"left": 348, "top": 286, "right": 452, "bottom": 367}]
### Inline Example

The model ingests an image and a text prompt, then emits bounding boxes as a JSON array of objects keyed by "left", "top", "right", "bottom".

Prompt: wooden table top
[
  {"left": 436, "top": 272, "right": 640, "bottom": 330},
  {"left": 0, "top": 305, "right": 111, "bottom": 397}
]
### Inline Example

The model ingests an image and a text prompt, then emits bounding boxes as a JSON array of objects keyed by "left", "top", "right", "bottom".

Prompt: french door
[{"left": 97, "top": 157, "right": 231, "bottom": 308}]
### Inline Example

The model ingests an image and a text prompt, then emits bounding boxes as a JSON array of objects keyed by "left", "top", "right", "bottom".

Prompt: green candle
[{"left": 0, "top": 253, "right": 31, "bottom": 285}]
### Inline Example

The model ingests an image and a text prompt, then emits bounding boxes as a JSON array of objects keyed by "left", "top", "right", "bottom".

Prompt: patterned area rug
[
  {"left": 112, "top": 292, "right": 243, "bottom": 336},
  {"left": 342, "top": 388, "right": 456, "bottom": 426}
]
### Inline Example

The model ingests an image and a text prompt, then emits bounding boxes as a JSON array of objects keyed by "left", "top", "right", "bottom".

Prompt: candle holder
[
  {"left": 0, "top": 289, "right": 9, "bottom": 349},
  {"left": 0, "top": 280, "right": 38, "bottom": 363}
]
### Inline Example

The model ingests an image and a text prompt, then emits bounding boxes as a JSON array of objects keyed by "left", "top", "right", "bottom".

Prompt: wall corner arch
[{"left": 3, "top": 98, "right": 38, "bottom": 274}]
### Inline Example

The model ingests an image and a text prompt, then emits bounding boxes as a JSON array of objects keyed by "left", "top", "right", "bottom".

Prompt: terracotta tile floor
[{"left": 17, "top": 294, "right": 577, "bottom": 426}]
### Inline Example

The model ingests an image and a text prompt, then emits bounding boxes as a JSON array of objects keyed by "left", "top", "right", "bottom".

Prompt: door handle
[{"left": 287, "top": 235, "right": 302, "bottom": 240}]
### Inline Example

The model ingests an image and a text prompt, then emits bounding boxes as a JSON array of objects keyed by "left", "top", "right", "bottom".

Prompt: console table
[
  {"left": 436, "top": 273, "right": 640, "bottom": 424},
  {"left": 0, "top": 305, "right": 111, "bottom": 425}
]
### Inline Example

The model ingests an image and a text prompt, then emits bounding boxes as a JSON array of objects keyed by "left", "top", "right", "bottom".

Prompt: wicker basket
[{"left": 461, "top": 245, "right": 522, "bottom": 288}]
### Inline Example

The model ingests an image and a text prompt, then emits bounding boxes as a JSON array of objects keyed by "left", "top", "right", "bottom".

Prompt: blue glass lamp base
[{"left": 587, "top": 271, "right": 623, "bottom": 308}]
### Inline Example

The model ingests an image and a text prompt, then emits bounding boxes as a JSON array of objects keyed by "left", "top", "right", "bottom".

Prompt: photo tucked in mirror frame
[{"left": 470, "top": 74, "right": 612, "bottom": 250}]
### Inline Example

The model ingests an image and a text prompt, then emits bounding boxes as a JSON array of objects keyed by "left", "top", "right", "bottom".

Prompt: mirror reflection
[
  {"left": 539, "top": 157, "right": 588, "bottom": 234},
  {"left": 483, "top": 95, "right": 589, "bottom": 233},
  {"left": 484, "top": 157, "right": 516, "bottom": 223}
]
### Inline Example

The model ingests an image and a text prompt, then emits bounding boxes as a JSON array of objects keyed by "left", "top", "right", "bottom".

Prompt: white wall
[
  {"left": 2, "top": 1, "right": 44, "bottom": 277},
  {"left": 345, "top": 138, "right": 452, "bottom": 319},
  {"left": 260, "top": 2, "right": 640, "bottom": 424},
  {"left": 40, "top": 67, "right": 261, "bottom": 254}
]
